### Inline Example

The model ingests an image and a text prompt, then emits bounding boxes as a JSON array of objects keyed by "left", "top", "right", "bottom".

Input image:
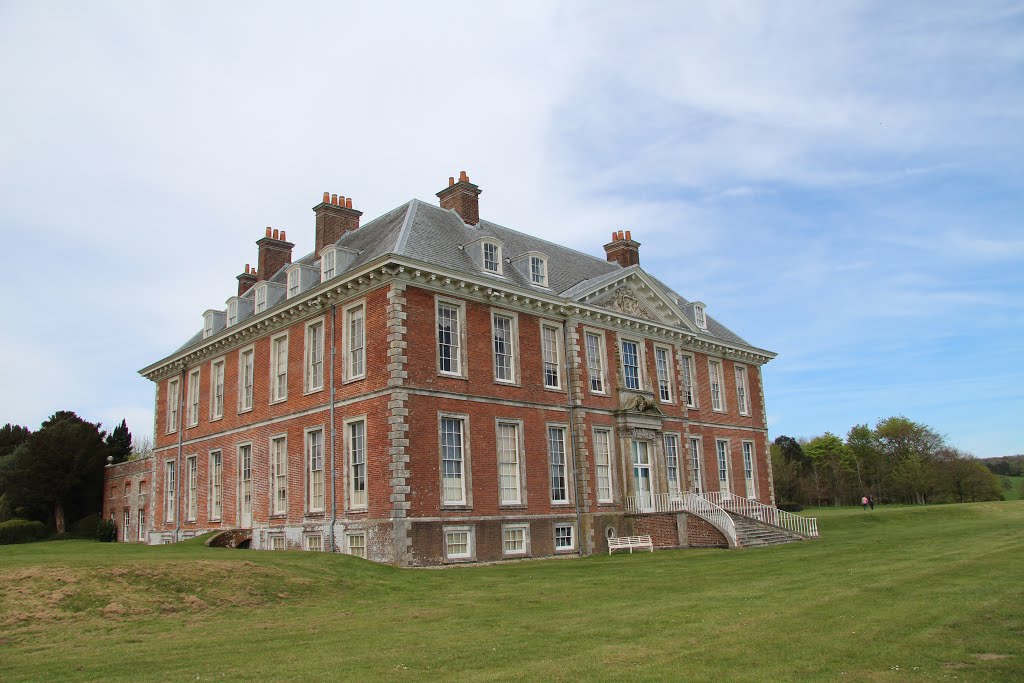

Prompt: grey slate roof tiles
[{"left": 172, "top": 198, "right": 753, "bottom": 354}]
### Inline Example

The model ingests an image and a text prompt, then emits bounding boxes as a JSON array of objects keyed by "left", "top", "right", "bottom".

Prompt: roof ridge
[{"left": 393, "top": 199, "right": 419, "bottom": 255}]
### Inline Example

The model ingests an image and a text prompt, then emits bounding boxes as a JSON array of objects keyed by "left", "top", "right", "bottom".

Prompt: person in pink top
[{"left": 861, "top": 495, "right": 869, "bottom": 511}]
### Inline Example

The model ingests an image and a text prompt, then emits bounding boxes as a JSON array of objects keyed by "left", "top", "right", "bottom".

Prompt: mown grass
[
  {"left": 2, "top": 502, "right": 1022, "bottom": 682},
  {"left": 999, "top": 475, "right": 1023, "bottom": 501}
]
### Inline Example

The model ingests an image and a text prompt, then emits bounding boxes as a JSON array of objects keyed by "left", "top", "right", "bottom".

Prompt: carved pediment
[{"left": 595, "top": 286, "right": 659, "bottom": 321}]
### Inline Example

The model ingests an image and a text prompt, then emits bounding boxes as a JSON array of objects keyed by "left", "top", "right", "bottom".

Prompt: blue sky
[{"left": 1, "top": 2, "right": 1021, "bottom": 456}]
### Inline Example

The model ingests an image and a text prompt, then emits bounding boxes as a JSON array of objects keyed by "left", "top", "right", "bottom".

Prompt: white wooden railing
[
  {"left": 624, "top": 492, "right": 737, "bottom": 548},
  {"left": 699, "top": 492, "right": 819, "bottom": 538}
]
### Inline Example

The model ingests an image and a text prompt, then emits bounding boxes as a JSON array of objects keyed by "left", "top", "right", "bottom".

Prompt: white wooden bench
[{"left": 608, "top": 535, "right": 654, "bottom": 555}]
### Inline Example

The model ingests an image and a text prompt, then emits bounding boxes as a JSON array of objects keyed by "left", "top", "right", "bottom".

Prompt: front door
[
  {"left": 239, "top": 444, "right": 252, "bottom": 529},
  {"left": 632, "top": 440, "right": 653, "bottom": 511}
]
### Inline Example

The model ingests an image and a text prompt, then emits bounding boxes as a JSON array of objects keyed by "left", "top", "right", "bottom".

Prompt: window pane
[
  {"left": 585, "top": 333, "right": 604, "bottom": 393},
  {"left": 440, "top": 418, "right": 464, "bottom": 504},
  {"left": 350, "top": 421, "right": 366, "bottom": 508},
  {"left": 622, "top": 341, "right": 640, "bottom": 390},
  {"left": 548, "top": 427, "right": 567, "bottom": 503},
  {"left": 595, "top": 429, "right": 612, "bottom": 503},
  {"left": 348, "top": 306, "right": 365, "bottom": 377},
  {"left": 497, "top": 422, "right": 521, "bottom": 504},
  {"left": 437, "top": 304, "right": 460, "bottom": 374},
  {"left": 493, "top": 315, "right": 513, "bottom": 382},
  {"left": 656, "top": 348, "right": 672, "bottom": 402},
  {"left": 542, "top": 326, "right": 560, "bottom": 388}
]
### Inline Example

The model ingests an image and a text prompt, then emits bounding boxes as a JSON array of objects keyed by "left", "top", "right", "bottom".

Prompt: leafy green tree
[
  {"left": 804, "top": 432, "right": 853, "bottom": 506},
  {"left": 0, "top": 412, "right": 108, "bottom": 533},
  {"left": 105, "top": 419, "right": 132, "bottom": 464},
  {"left": 875, "top": 416, "right": 944, "bottom": 504},
  {"left": 0, "top": 423, "right": 30, "bottom": 458}
]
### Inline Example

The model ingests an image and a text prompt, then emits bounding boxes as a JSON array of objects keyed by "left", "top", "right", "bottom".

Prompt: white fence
[
  {"left": 700, "top": 491, "right": 819, "bottom": 538},
  {"left": 624, "top": 492, "right": 737, "bottom": 548}
]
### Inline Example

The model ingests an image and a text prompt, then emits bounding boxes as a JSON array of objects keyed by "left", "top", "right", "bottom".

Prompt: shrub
[
  {"left": 96, "top": 519, "right": 117, "bottom": 542},
  {"left": 75, "top": 514, "right": 101, "bottom": 538},
  {"left": 778, "top": 501, "right": 804, "bottom": 513},
  {"left": 0, "top": 518, "right": 48, "bottom": 544}
]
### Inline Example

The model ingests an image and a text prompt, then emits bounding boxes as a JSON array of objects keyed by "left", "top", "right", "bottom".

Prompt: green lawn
[
  {"left": 2, "top": 502, "right": 1022, "bottom": 682},
  {"left": 999, "top": 475, "right": 1023, "bottom": 501}
]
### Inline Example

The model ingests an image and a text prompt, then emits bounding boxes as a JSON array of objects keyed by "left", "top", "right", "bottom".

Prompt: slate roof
[{"left": 172, "top": 198, "right": 754, "bottom": 354}]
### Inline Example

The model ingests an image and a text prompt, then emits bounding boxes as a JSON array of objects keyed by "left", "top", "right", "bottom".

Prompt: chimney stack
[
  {"left": 256, "top": 228, "right": 294, "bottom": 281},
  {"left": 604, "top": 230, "right": 641, "bottom": 267},
  {"left": 436, "top": 170, "right": 482, "bottom": 225},
  {"left": 314, "top": 191, "right": 363, "bottom": 254},
  {"left": 236, "top": 263, "right": 258, "bottom": 296}
]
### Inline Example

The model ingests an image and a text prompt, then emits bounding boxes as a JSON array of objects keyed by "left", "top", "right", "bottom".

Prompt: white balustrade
[
  {"left": 624, "top": 491, "right": 737, "bottom": 548},
  {"left": 700, "top": 491, "right": 818, "bottom": 538}
]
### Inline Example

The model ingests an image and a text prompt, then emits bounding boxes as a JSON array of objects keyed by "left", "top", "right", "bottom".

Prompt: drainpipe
[
  {"left": 328, "top": 303, "right": 338, "bottom": 552},
  {"left": 562, "top": 319, "right": 584, "bottom": 557},
  {"left": 175, "top": 364, "right": 186, "bottom": 542}
]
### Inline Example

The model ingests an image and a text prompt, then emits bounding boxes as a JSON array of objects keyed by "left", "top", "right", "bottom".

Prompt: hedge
[{"left": 0, "top": 519, "right": 48, "bottom": 545}]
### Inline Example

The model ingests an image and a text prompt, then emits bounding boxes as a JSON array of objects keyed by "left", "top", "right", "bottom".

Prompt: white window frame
[
  {"left": 270, "top": 535, "right": 286, "bottom": 551},
  {"left": 286, "top": 267, "right": 301, "bottom": 299},
  {"left": 227, "top": 299, "right": 238, "bottom": 327},
  {"left": 344, "top": 300, "right": 366, "bottom": 382},
  {"left": 238, "top": 345, "right": 255, "bottom": 413},
  {"left": 270, "top": 333, "right": 289, "bottom": 404},
  {"left": 186, "top": 369, "right": 201, "bottom": 428},
  {"left": 679, "top": 352, "right": 697, "bottom": 409},
  {"left": 164, "top": 460, "right": 176, "bottom": 523},
  {"left": 137, "top": 508, "right": 145, "bottom": 541},
  {"left": 689, "top": 436, "right": 704, "bottom": 494},
  {"left": 482, "top": 240, "right": 502, "bottom": 275},
  {"left": 593, "top": 427, "right": 615, "bottom": 504},
  {"left": 345, "top": 416, "right": 367, "bottom": 511},
  {"left": 321, "top": 247, "right": 337, "bottom": 282},
  {"left": 203, "top": 313, "right": 214, "bottom": 339},
  {"left": 553, "top": 523, "right": 575, "bottom": 552},
  {"left": 708, "top": 359, "right": 726, "bottom": 413},
  {"left": 502, "top": 523, "right": 530, "bottom": 557},
  {"left": 166, "top": 378, "right": 179, "bottom": 434},
  {"left": 185, "top": 455, "right": 198, "bottom": 521},
  {"left": 306, "top": 427, "right": 325, "bottom": 513},
  {"left": 305, "top": 534, "right": 323, "bottom": 551},
  {"left": 210, "top": 357, "right": 225, "bottom": 421},
  {"left": 255, "top": 284, "right": 268, "bottom": 313},
  {"left": 495, "top": 419, "right": 525, "bottom": 506},
  {"left": 664, "top": 433, "right": 682, "bottom": 495},
  {"left": 619, "top": 337, "right": 645, "bottom": 391},
  {"left": 304, "top": 316, "right": 325, "bottom": 394},
  {"left": 742, "top": 440, "right": 757, "bottom": 499},
  {"left": 735, "top": 364, "right": 750, "bottom": 416},
  {"left": 547, "top": 424, "right": 570, "bottom": 505},
  {"left": 540, "top": 320, "right": 564, "bottom": 390},
  {"left": 435, "top": 296, "right": 467, "bottom": 378},
  {"left": 491, "top": 309, "right": 520, "bottom": 385},
  {"left": 346, "top": 532, "right": 367, "bottom": 558},
  {"left": 654, "top": 344, "right": 674, "bottom": 403},
  {"left": 238, "top": 442, "right": 253, "bottom": 523},
  {"left": 529, "top": 255, "right": 548, "bottom": 287},
  {"left": 584, "top": 329, "right": 608, "bottom": 395},
  {"left": 443, "top": 525, "right": 475, "bottom": 562},
  {"left": 438, "top": 413, "right": 471, "bottom": 508},
  {"left": 123, "top": 508, "right": 130, "bottom": 537},
  {"left": 694, "top": 304, "right": 707, "bottom": 330},
  {"left": 716, "top": 438, "right": 731, "bottom": 494},
  {"left": 209, "top": 449, "right": 223, "bottom": 521},
  {"left": 271, "top": 434, "right": 288, "bottom": 516}
]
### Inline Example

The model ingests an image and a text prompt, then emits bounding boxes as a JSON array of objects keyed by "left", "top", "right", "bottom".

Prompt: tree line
[
  {"left": 771, "top": 416, "right": 1004, "bottom": 507},
  {"left": 0, "top": 412, "right": 133, "bottom": 533}
]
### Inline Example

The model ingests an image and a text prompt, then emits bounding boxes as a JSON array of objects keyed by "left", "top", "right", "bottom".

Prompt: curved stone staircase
[{"left": 728, "top": 512, "right": 808, "bottom": 548}]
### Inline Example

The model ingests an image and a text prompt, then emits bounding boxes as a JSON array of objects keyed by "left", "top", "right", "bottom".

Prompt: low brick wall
[
  {"left": 686, "top": 515, "right": 728, "bottom": 547},
  {"left": 627, "top": 513, "right": 681, "bottom": 548}
]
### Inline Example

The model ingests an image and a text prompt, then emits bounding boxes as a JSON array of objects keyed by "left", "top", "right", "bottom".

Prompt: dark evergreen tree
[
  {"left": 105, "top": 419, "right": 132, "bottom": 464},
  {"left": 0, "top": 423, "right": 31, "bottom": 458},
  {"left": 0, "top": 412, "right": 108, "bottom": 533}
]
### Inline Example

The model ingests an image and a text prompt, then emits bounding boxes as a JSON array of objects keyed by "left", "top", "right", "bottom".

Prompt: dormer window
[
  {"left": 227, "top": 300, "right": 238, "bottom": 327},
  {"left": 203, "top": 314, "right": 214, "bottom": 339},
  {"left": 255, "top": 285, "right": 268, "bottom": 313},
  {"left": 694, "top": 304, "right": 707, "bottom": 330},
  {"left": 287, "top": 268, "right": 300, "bottom": 299},
  {"left": 483, "top": 242, "right": 501, "bottom": 274},
  {"left": 322, "top": 249, "right": 336, "bottom": 281},
  {"left": 530, "top": 256, "right": 547, "bottom": 286}
]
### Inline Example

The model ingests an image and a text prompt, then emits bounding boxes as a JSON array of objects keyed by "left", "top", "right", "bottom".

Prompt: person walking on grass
[
  {"left": 862, "top": 495, "right": 869, "bottom": 511},
  {"left": 869, "top": 496, "right": 875, "bottom": 511}
]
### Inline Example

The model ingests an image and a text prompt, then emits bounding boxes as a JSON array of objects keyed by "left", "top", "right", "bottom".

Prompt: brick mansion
[{"left": 104, "top": 172, "right": 814, "bottom": 565}]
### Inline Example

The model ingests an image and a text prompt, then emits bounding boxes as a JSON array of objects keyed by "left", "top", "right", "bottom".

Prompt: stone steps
[{"left": 728, "top": 512, "right": 807, "bottom": 548}]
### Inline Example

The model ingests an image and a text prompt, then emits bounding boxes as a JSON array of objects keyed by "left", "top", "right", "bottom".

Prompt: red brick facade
[{"left": 124, "top": 177, "right": 776, "bottom": 564}]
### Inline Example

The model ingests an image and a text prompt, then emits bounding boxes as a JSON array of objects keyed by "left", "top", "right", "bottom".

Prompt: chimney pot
[
  {"left": 322, "top": 191, "right": 330, "bottom": 203},
  {"left": 280, "top": 230, "right": 286, "bottom": 241},
  {"left": 265, "top": 227, "right": 272, "bottom": 238},
  {"left": 611, "top": 231, "right": 617, "bottom": 241},
  {"left": 449, "top": 176, "right": 455, "bottom": 187},
  {"left": 605, "top": 230, "right": 641, "bottom": 267},
  {"left": 625, "top": 230, "right": 631, "bottom": 241},
  {"left": 331, "top": 193, "right": 338, "bottom": 205},
  {"left": 345, "top": 197, "right": 352, "bottom": 209},
  {"left": 272, "top": 228, "right": 279, "bottom": 240},
  {"left": 459, "top": 170, "right": 468, "bottom": 182}
]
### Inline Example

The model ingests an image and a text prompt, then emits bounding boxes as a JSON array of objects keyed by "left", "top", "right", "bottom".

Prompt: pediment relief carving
[{"left": 594, "top": 286, "right": 660, "bottom": 321}]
